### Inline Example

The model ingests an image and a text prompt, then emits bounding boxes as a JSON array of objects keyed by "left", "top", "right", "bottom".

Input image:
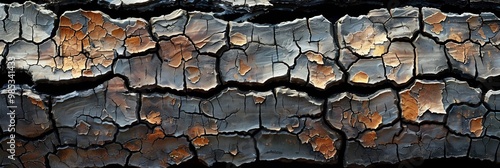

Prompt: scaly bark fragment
[
  {"left": 445, "top": 41, "right": 481, "bottom": 78},
  {"left": 423, "top": 7, "right": 473, "bottom": 42},
  {"left": 256, "top": 130, "right": 334, "bottom": 162},
  {"left": 0, "top": 2, "right": 56, "bottom": 43},
  {"left": 414, "top": 35, "right": 449, "bottom": 75},
  {"left": 158, "top": 35, "right": 218, "bottom": 91},
  {"left": 399, "top": 78, "right": 481, "bottom": 123},
  {"left": 55, "top": 9, "right": 155, "bottom": 80},
  {"left": 327, "top": 89, "right": 399, "bottom": 138},
  {"left": 185, "top": 11, "right": 227, "bottom": 54},
  {"left": 447, "top": 104, "right": 487, "bottom": 137},
  {"left": 196, "top": 134, "right": 256, "bottom": 166},
  {"left": 348, "top": 58, "right": 386, "bottom": 85},
  {"left": 0, "top": 86, "right": 51, "bottom": 138},
  {"left": 383, "top": 42, "right": 415, "bottom": 85},
  {"left": 51, "top": 77, "right": 137, "bottom": 147},
  {"left": 114, "top": 54, "right": 160, "bottom": 88},
  {"left": 116, "top": 125, "right": 193, "bottom": 167},
  {"left": 477, "top": 44, "right": 500, "bottom": 81},
  {"left": 48, "top": 143, "right": 130, "bottom": 167},
  {"left": 385, "top": 7, "right": 419, "bottom": 40},
  {"left": 1, "top": 133, "right": 59, "bottom": 167},
  {"left": 260, "top": 87, "right": 323, "bottom": 132},
  {"left": 290, "top": 52, "right": 343, "bottom": 89},
  {"left": 337, "top": 13, "right": 389, "bottom": 57},
  {"left": 298, "top": 118, "right": 342, "bottom": 161},
  {"left": 470, "top": 12, "right": 500, "bottom": 45}
]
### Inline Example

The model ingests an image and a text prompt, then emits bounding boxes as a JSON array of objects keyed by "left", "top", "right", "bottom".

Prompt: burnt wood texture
[{"left": 2, "top": 0, "right": 500, "bottom": 168}]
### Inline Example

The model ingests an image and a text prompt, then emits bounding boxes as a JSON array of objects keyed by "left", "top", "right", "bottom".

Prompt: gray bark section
[{"left": 2, "top": 1, "right": 500, "bottom": 168}]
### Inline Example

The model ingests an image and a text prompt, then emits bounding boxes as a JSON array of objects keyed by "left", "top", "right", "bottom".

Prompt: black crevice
[{"left": 0, "top": 0, "right": 499, "bottom": 25}]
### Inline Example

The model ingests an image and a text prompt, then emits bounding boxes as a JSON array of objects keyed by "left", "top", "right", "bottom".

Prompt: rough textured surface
[
  {"left": 3, "top": 1, "right": 500, "bottom": 168},
  {"left": 327, "top": 89, "right": 399, "bottom": 139},
  {"left": 399, "top": 78, "right": 481, "bottom": 123}
]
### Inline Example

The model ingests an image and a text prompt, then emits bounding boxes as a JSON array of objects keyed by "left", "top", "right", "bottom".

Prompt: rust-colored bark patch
[
  {"left": 310, "top": 64, "right": 335, "bottom": 89},
  {"left": 29, "top": 97, "right": 46, "bottom": 110},
  {"left": 230, "top": 147, "right": 238, "bottom": 156},
  {"left": 470, "top": 117, "right": 483, "bottom": 137},
  {"left": 230, "top": 32, "right": 247, "bottom": 46},
  {"left": 238, "top": 59, "right": 251, "bottom": 76},
  {"left": 187, "top": 124, "right": 205, "bottom": 139},
  {"left": 253, "top": 96, "right": 265, "bottom": 104},
  {"left": 306, "top": 51, "right": 324, "bottom": 65},
  {"left": 467, "top": 15, "right": 482, "bottom": 29},
  {"left": 147, "top": 127, "right": 165, "bottom": 142},
  {"left": 159, "top": 36, "right": 195, "bottom": 68},
  {"left": 431, "top": 23, "right": 444, "bottom": 34},
  {"left": 425, "top": 11, "right": 446, "bottom": 34},
  {"left": 424, "top": 11, "right": 447, "bottom": 24},
  {"left": 400, "top": 91, "right": 419, "bottom": 121},
  {"left": 298, "top": 119, "right": 339, "bottom": 160},
  {"left": 186, "top": 67, "right": 201, "bottom": 83},
  {"left": 448, "top": 29, "right": 463, "bottom": 42},
  {"left": 358, "top": 111, "right": 382, "bottom": 129},
  {"left": 123, "top": 140, "right": 141, "bottom": 152},
  {"left": 311, "top": 137, "right": 336, "bottom": 159},
  {"left": 352, "top": 71, "right": 369, "bottom": 83},
  {"left": 417, "top": 82, "right": 445, "bottom": 115},
  {"left": 146, "top": 111, "right": 162, "bottom": 125},
  {"left": 360, "top": 131, "right": 377, "bottom": 148},
  {"left": 170, "top": 145, "right": 192, "bottom": 164},
  {"left": 489, "top": 23, "right": 499, "bottom": 33},
  {"left": 446, "top": 42, "right": 466, "bottom": 63},
  {"left": 193, "top": 137, "right": 210, "bottom": 148}
]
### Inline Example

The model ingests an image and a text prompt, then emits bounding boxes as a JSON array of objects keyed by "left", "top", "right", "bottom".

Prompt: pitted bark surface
[{"left": 3, "top": 1, "right": 500, "bottom": 168}]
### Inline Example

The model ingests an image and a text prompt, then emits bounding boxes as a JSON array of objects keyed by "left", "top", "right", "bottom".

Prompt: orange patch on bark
[
  {"left": 230, "top": 32, "right": 247, "bottom": 46},
  {"left": 160, "top": 36, "right": 194, "bottom": 68},
  {"left": 146, "top": 127, "right": 165, "bottom": 142},
  {"left": 310, "top": 64, "right": 335, "bottom": 89},
  {"left": 123, "top": 140, "right": 141, "bottom": 152},
  {"left": 192, "top": 137, "right": 210, "bottom": 148},
  {"left": 449, "top": 32, "right": 463, "bottom": 42},
  {"left": 424, "top": 11, "right": 446, "bottom": 34},
  {"left": 467, "top": 15, "right": 482, "bottom": 29},
  {"left": 489, "top": 23, "right": 499, "bottom": 33},
  {"left": 478, "top": 28, "right": 487, "bottom": 39},
  {"left": 400, "top": 91, "right": 419, "bottom": 121},
  {"left": 417, "top": 82, "right": 445, "bottom": 115},
  {"left": 230, "top": 147, "right": 239, "bottom": 156},
  {"left": 312, "top": 137, "right": 336, "bottom": 159},
  {"left": 352, "top": 71, "right": 369, "bottom": 83},
  {"left": 238, "top": 59, "right": 251, "bottom": 76},
  {"left": 186, "top": 67, "right": 201, "bottom": 83},
  {"left": 29, "top": 97, "right": 46, "bottom": 110},
  {"left": 306, "top": 51, "right": 324, "bottom": 65},
  {"left": 424, "top": 11, "right": 447, "bottom": 24},
  {"left": 470, "top": 117, "right": 483, "bottom": 137},
  {"left": 146, "top": 111, "right": 162, "bottom": 125},
  {"left": 431, "top": 23, "right": 444, "bottom": 34},
  {"left": 358, "top": 111, "right": 383, "bottom": 129},
  {"left": 253, "top": 96, "right": 265, "bottom": 104},
  {"left": 360, "top": 131, "right": 377, "bottom": 148},
  {"left": 187, "top": 124, "right": 205, "bottom": 139},
  {"left": 170, "top": 145, "right": 192, "bottom": 164}
]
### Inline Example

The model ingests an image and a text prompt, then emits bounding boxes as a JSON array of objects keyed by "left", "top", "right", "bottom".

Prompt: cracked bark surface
[{"left": 3, "top": 1, "right": 500, "bottom": 168}]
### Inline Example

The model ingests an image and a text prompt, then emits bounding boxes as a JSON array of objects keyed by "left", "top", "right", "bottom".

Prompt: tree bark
[{"left": 2, "top": 0, "right": 500, "bottom": 167}]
